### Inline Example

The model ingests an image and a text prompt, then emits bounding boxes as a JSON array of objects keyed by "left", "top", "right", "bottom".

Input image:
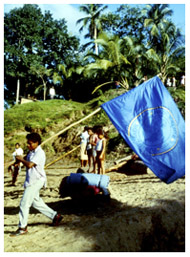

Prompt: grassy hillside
[
  {"left": 4, "top": 85, "right": 185, "bottom": 165},
  {"left": 4, "top": 88, "right": 129, "bottom": 163},
  {"left": 4, "top": 100, "right": 85, "bottom": 135}
]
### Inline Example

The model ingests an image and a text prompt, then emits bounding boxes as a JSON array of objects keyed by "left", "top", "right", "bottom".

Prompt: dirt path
[{"left": 4, "top": 164, "right": 185, "bottom": 252}]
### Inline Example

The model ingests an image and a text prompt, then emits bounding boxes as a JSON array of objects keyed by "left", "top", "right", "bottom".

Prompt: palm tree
[
  {"left": 82, "top": 32, "right": 143, "bottom": 92},
  {"left": 76, "top": 4, "right": 108, "bottom": 55},
  {"left": 145, "top": 21, "right": 185, "bottom": 83},
  {"left": 144, "top": 4, "right": 173, "bottom": 50},
  {"left": 52, "top": 64, "right": 76, "bottom": 85}
]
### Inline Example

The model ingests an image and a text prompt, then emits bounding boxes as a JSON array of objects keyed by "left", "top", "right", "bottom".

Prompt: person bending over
[{"left": 59, "top": 168, "right": 111, "bottom": 201}]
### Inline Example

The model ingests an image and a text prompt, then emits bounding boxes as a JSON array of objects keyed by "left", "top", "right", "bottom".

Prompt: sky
[{"left": 3, "top": 2, "right": 185, "bottom": 45}]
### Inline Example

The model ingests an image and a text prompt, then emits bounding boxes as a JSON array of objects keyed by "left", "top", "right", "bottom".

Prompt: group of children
[
  {"left": 80, "top": 126, "right": 107, "bottom": 174},
  {"left": 8, "top": 125, "right": 107, "bottom": 186}
]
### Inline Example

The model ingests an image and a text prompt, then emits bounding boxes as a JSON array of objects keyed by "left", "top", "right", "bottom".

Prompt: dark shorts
[
  {"left": 96, "top": 151, "right": 105, "bottom": 161},
  {"left": 87, "top": 149, "right": 93, "bottom": 156}
]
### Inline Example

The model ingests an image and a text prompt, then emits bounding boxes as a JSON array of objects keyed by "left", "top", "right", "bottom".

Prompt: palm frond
[
  {"left": 92, "top": 81, "right": 115, "bottom": 94},
  {"left": 34, "top": 84, "right": 43, "bottom": 94},
  {"left": 52, "top": 72, "right": 63, "bottom": 85}
]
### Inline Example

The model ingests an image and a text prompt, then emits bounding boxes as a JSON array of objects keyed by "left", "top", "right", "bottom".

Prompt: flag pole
[
  {"left": 4, "top": 107, "right": 101, "bottom": 169},
  {"left": 45, "top": 145, "right": 80, "bottom": 169},
  {"left": 41, "top": 107, "right": 101, "bottom": 146}
]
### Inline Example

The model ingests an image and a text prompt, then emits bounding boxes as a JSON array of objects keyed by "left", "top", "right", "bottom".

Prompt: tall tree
[
  {"left": 144, "top": 4, "right": 173, "bottom": 50},
  {"left": 109, "top": 5, "right": 145, "bottom": 39},
  {"left": 4, "top": 4, "right": 79, "bottom": 104},
  {"left": 4, "top": 4, "right": 43, "bottom": 103},
  {"left": 145, "top": 21, "right": 185, "bottom": 83},
  {"left": 76, "top": 4, "right": 108, "bottom": 55},
  {"left": 30, "top": 62, "right": 53, "bottom": 101}
]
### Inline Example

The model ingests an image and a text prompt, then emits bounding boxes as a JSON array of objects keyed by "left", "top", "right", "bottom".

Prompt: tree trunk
[
  {"left": 16, "top": 79, "right": 20, "bottom": 104},
  {"left": 94, "top": 25, "right": 98, "bottom": 55},
  {"left": 43, "top": 79, "right": 46, "bottom": 101}
]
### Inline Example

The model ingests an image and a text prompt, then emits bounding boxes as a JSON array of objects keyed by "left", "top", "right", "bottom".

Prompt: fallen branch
[
  {"left": 105, "top": 155, "right": 132, "bottom": 173},
  {"left": 114, "top": 155, "right": 132, "bottom": 165},
  {"left": 105, "top": 161, "right": 128, "bottom": 173}
]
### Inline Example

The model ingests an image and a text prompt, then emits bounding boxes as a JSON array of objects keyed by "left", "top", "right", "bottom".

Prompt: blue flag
[{"left": 101, "top": 76, "right": 185, "bottom": 183}]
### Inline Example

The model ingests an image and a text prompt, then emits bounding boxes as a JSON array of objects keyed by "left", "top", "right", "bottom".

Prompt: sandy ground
[{"left": 4, "top": 162, "right": 185, "bottom": 252}]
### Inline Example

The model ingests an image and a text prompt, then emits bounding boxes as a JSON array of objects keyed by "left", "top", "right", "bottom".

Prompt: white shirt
[
  {"left": 12, "top": 147, "right": 23, "bottom": 158},
  {"left": 96, "top": 139, "right": 103, "bottom": 151},
  {"left": 80, "top": 131, "right": 89, "bottom": 144},
  {"left": 181, "top": 76, "right": 185, "bottom": 85},
  {"left": 24, "top": 145, "right": 46, "bottom": 188},
  {"left": 49, "top": 88, "right": 55, "bottom": 96}
]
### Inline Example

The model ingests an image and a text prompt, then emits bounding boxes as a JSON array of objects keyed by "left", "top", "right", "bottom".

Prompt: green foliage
[
  {"left": 4, "top": 4, "right": 185, "bottom": 104},
  {"left": 107, "top": 132, "right": 132, "bottom": 156},
  {"left": 144, "top": 4, "right": 173, "bottom": 40},
  {"left": 107, "top": 133, "right": 123, "bottom": 151},
  {"left": 4, "top": 4, "right": 80, "bottom": 103},
  {"left": 168, "top": 87, "right": 185, "bottom": 118}
]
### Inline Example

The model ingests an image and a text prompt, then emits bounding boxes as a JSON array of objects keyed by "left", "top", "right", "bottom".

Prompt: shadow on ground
[
  {"left": 45, "top": 195, "right": 185, "bottom": 252},
  {"left": 4, "top": 169, "right": 185, "bottom": 252}
]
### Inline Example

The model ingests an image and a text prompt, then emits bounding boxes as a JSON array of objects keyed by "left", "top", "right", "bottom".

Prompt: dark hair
[
  {"left": 26, "top": 133, "right": 42, "bottom": 144},
  {"left": 15, "top": 143, "right": 20, "bottom": 147},
  {"left": 84, "top": 126, "right": 89, "bottom": 131},
  {"left": 96, "top": 127, "right": 104, "bottom": 135},
  {"left": 96, "top": 127, "right": 109, "bottom": 139},
  {"left": 76, "top": 168, "right": 85, "bottom": 174},
  {"left": 59, "top": 176, "right": 69, "bottom": 198}
]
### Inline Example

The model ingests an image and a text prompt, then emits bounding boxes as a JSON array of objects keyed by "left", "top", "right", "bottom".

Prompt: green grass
[
  {"left": 4, "top": 100, "right": 86, "bottom": 136},
  {"left": 4, "top": 88, "right": 130, "bottom": 162}
]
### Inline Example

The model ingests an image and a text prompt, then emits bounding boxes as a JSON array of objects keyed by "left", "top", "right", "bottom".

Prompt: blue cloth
[
  {"left": 67, "top": 173, "right": 110, "bottom": 194},
  {"left": 67, "top": 173, "right": 83, "bottom": 185},
  {"left": 101, "top": 76, "right": 185, "bottom": 184}
]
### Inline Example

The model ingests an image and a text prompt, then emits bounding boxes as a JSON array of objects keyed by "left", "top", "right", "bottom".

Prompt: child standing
[
  {"left": 86, "top": 127, "right": 94, "bottom": 172},
  {"left": 12, "top": 143, "right": 24, "bottom": 160},
  {"left": 8, "top": 143, "right": 24, "bottom": 186},
  {"left": 91, "top": 126, "right": 99, "bottom": 174},
  {"left": 11, "top": 133, "right": 62, "bottom": 236},
  {"left": 80, "top": 126, "right": 89, "bottom": 167},
  {"left": 96, "top": 128, "right": 107, "bottom": 175}
]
